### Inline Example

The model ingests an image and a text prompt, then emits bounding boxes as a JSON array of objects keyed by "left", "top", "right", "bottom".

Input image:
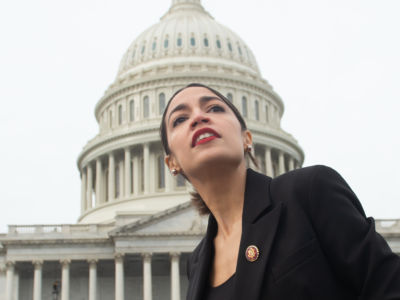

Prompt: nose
[{"left": 190, "top": 112, "right": 209, "bottom": 128}]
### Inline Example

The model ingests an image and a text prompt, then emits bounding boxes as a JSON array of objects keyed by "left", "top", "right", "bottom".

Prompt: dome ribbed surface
[{"left": 117, "top": 0, "right": 260, "bottom": 79}]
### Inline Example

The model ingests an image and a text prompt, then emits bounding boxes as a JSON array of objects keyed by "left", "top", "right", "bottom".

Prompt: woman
[{"left": 160, "top": 83, "right": 400, "bottom": 300}]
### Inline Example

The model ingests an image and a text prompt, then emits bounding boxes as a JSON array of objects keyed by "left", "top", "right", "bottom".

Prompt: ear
[
  {"left": 165, "top": 154, "right": 180, "bottom": 172},
  {"left": 243, "top": 130, "right": 253, "bottom": 149}
]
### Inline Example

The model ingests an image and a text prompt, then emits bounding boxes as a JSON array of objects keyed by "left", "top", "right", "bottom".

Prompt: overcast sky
[{"left": 1, "top": 0, "right": 399, "bottom": 232}]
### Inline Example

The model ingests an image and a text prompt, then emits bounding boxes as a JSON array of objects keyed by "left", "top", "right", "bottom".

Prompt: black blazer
[{"left": 186, "top": 166, "right": 400, "bottom": 300}]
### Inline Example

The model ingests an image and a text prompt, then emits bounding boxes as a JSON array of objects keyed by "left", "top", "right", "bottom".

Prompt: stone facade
[{"left": 1, "top": 0, "right": 399, "bottom": 299}]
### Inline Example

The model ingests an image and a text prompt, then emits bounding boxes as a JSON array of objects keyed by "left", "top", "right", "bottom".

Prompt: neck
[{"left": 189, "top": 162, "right": 247, "bottom": 238}]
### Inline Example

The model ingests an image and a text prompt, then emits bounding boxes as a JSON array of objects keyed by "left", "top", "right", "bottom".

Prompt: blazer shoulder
[{"left": 270, "top": 165, "right": 348, "bottom": 207}]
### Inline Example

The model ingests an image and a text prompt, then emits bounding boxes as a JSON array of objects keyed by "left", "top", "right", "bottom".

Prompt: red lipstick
[{"left": 192, "top": 127, "right": 221, "bottom": 147}]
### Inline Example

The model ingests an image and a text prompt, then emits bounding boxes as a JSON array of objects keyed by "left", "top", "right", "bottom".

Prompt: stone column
[
  {"left": 288, "top": 157, "right": 294, "bottom": 171},
  {"left": 108, "top": 153, "right": 115, "bottom": 201},
  {"left": 265, "top": 147, "right": 273, "bottom": 177},
  {"left": 5, "top": 261, "right": 14, "bottom": 300},
  {"left": 170, "top": 253, "right": 181, "bottom": 300},
  {"left": 33, "top": 260, "right": 43, "bottom": 300},
  {"left": 81, "top": 169, "right": 87, "bottom": 213},
  {"left": 115, "top": 254, "right": 125, "bottom": 300},
  {"left": 88, "top": 259, "right": 97, "bottom": 300},
  {"left": 133, "top": 154, "right": 140, "bottom": 195},
  {"left": 124, "top": 148, "right": 132, "bottom": 197},
  {"left": 142, "top": 253, "right": 152, "bottom": 300},
  {"left": 278, "top": 151, "right": 285, "bottom": 176},
  {"left": 143, "top": 143, "right": 150, "bottom": 194},
  {"left": 87, "top": 164, "right": 93, "bottom": 209},
  {"left": 61, "top": 259, "right": 70, "bottom": 300},
  {"left": 96, "top": 159, "right": 102, "bottom": 205}
]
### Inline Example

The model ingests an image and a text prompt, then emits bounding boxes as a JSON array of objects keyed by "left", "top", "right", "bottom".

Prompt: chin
[{"left": 186, "top": 150, "right": 244, "bottom": 175}]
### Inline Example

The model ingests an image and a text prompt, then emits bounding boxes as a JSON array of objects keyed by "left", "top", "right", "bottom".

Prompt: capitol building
[{"left": 1, "top": 0, "right": 399, "bottom": 299}]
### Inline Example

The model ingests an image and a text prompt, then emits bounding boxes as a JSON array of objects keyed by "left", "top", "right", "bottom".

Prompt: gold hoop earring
[{"left": 171, "top": 169, "right": 178, "bottom": 175}]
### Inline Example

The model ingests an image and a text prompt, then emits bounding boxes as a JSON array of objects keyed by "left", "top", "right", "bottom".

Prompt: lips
[{"left": 192, "top": 127, "right": 221, "bottom": 147}]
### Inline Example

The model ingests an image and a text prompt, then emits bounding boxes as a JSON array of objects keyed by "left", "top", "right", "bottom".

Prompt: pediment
[{"left": 109, "top": 201, "right": 208, "bottom": 237}]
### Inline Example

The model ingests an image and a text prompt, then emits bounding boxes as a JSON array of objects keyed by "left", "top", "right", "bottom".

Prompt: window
[
  {"left": 143, "top": 96, "right": 149, "bottom": 118},
  {"left": 130, "top": 160, "right": 134, "bottom": 194},
  {"left": 118, "top": 105, "right": 122, "bottom": 125},
  {"left": 204, "top": 38, "right": 209, "bottom": 47},
  {"left": 227, "top": 93, "right": 233, "bottom": 102},
  {"left": 238, "top": 46, "right": 242, "bottom": 55},
  {"left": 228, "top": 42, "right": 232, "bottom": 52},
  {"left": 177, "top": 37, "right": 182, "bottom": 47},
  {"left": 132, "top": 49, "right": 136, "bottom": 60},
  {"left": 141, "top": 45, "right": 145, "bottom": 54},
  {"left": 109, "top": 110, "right": 113, "bottom": 128},
  {"left": 176, "top": 174, "right": 185, "bottom": 187},
  {"left": 254, "top": 100, "right": 259, "bottom": 121},
  {"left": 115, "top": 165, "right": 120, "bottom": 198},
  {"left": 152, "top": 41, "right": 156, "bottom": 51},
  {"left": 129, "top": 100, "right": 135, "bottom": 122},
  {"left": 216, "top": 39, "right": 221, "bottom": 49},
  {"left": 157, "top": 155, "right": 165, "bottom": 189},
  {"left": 164, "top": 39, "right": 169, "bottom": 48},
  {"left": 140, "top": 158, "right": 144, "bottom": 192},
  {"left": 265, "top": 104, "right": 269, "bottom": 123},
  {"left": 159, "top": 93, "right": 166, "bottom": 115},
  {"left": 190, "top": 37, "right": 196, "bottom": 46},
  {"left": 242, "top": 96, "right": 248, "bottom": 117}
]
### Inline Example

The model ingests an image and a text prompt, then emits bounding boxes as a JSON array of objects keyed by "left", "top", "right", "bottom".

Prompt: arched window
[
  {"left": 143, "top": 96, "right": 149, "bottom": 118},
  {"left": 242, "top": 96, "right": 248, "bottom": 117},
  {"left": 254, "top": 100, "right": 259, "bottom": 121},
  {"left": 216, "top": 39, "right": 221, "bottom": 49},
  {"left": 159, "top": 93, "right": 166, "bottom": 115},
  {"left": 203, "top": 38, "right": 209, "bottom": 47},
  {"left": 177, "top": 37, "right": 182, "bottom": 47},
  {"left": 157, "top": 155, "right": 165, "bottom": 189},
  {"left": 129, "top": 100, "right": 135, "bottom": 122},
  {"left": 190, "top": 37, "right": 196, "bottom": 46},
  {"left": 227, "top": 93, "right": 233, "bottom": 102},
  {"left": 118, "top": 105, "right": 123, "bottom": 125}
]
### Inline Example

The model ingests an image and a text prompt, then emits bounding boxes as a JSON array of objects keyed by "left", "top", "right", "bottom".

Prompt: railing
[
  {"left": 6, "top": 219, "right": 400, "bottom": 236},
  {"left": 375, "top": 219, "right": 400, "bottom": 233},
  {"left": 7, "top": 224, "right": 115, "bottom": 235}
]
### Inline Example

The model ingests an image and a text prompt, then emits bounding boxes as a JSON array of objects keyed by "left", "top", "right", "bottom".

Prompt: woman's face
[{"left": 164, "top": 86, "right": 251, "bottom": 178}]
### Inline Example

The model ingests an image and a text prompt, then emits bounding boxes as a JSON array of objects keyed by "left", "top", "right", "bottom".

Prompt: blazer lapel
[
  {"left": 186, "top": 215, "right": 217, "bottom": 300},
  {"left": 233, "top": 169, "right": 282, "bottom": 300}
]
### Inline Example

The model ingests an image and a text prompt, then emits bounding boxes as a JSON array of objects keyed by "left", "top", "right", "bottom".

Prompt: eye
[
  {"left": 172, "top": 116, "right": 187, "bottom": 127},
  {"left": 208, "top": 105, "right": 225, "bottom": 113}
]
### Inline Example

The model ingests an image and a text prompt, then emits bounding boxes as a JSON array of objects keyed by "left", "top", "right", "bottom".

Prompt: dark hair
[{"left": 159, "top": 83, "right": 257, "bottom": 214}]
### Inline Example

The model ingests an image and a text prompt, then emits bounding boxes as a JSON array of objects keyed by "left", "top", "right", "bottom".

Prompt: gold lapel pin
[{"left": 245, "top": 245, "right": 260, "bottom": 262}]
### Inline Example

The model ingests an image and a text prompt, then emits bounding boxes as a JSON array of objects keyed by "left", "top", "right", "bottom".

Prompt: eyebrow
[{"left": 167, "top": 95, "right": 222, "bottom": 123}]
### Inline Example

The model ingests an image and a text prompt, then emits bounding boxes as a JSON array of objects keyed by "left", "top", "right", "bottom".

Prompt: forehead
[{"left": 169, "top": 86, "right": 218, "bottom": 107}]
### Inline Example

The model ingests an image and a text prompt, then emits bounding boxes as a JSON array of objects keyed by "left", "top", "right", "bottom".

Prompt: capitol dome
[
  {"left": 117, "top": 0, "right": 260, "bottom": 80},
  {"left": 77, "top": 0, "right": 304, "bottom": 225}
]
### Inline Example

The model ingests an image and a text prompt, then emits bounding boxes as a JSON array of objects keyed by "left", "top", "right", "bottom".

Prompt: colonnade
[
  {"left": 80, "top": 142, "right": 175, "bottom": 213},
  {"left": 4, "top": 253, "right": 182, "bottom": 300},
  {"left": 256, "top": 146, "right": 298, "bottom": 178},
  {"left": 80, "top": 142, "right": 300, "bottom": 213}
]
